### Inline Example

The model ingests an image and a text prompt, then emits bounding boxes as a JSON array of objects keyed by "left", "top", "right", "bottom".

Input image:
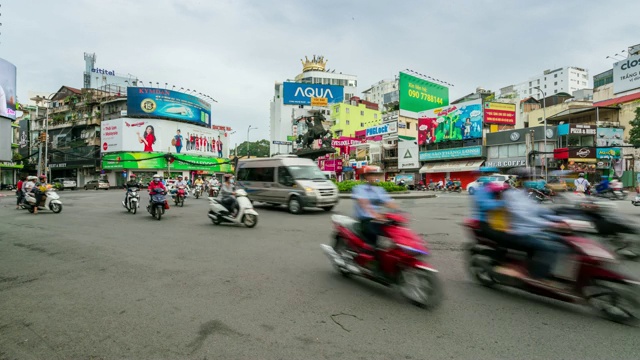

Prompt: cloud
[{"left": 3, "top": 0, "right": 640, "bottom": 142}]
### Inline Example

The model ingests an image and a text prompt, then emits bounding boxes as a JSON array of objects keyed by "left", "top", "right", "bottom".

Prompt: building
[
  {"left": 511, "top": 66, "right": 590, "bottom": 100},
  {"left": 329, "top": 98, "right": 381, "bottom": 138},
  {"left": 269, "top": 55, "right": 356, "bottom": 155},
  {"left": 83, "top": 52, "right": 139, "bottom": 92},
  {"left": 362, "top": 78, "right": 398, "bottom": 113}
]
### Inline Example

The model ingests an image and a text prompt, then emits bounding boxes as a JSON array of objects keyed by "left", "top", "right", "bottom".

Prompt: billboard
[
  {"left": 569, "top": 124, "right": 597, "bottom": 135},
  {"left": 0, "top": 58, "right": 17, "bottom": 120},
  {"left": 282, "top": 82, "right": 344, "bottom": 105},
  {"left": 0, "top": 119, "right": 12, "bottom": 161},
  {"left": 483, "top": 102, "right": 516, "bottom": 125},
  {"left": 417, "top": 100, "right": 483, "bottom": 145},
  {"left": 365, "top": 121, "right": 397, "bottom": 137},
  {"left": 102, "top": 152, "right": 232, "bottom": 172},
  {"left": 613, "top": 53, "right": 640, "bottom": 94},
  {"left": 126, "top": 87, "right": 211, "bottom": 126},
  {"left": 101, "top": 118, "right": 229, "bottom": 158},
  {"left": 398, "top": 135, "right": 419, "bottom": 170},
  {"left": 398, "top": 71, "right": 449, "bottom": 119},
  {"left": 597, "top": 127, "right": 624, "bottom": 147},
  {"left": 18, "top": 118, "right": 30, "bottom": 158},
  {"left": 419, "top": 146, "right": 483, "bottom": 161}
]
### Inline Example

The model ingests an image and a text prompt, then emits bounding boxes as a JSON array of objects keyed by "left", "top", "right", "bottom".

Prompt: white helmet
[{"left": 27, "top": 176, "right": 37, "bottom": 181}]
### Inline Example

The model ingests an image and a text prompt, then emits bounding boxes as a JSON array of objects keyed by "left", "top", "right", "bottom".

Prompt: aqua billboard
[
  {"left": 282, "top": 82, "right": 344, "bottom": 105},
  {"left": 419, "top": 146, "right": 483, "bottom": 161},
  {"left": 126, "top": 87, "right": 211, "bottom": 126}
]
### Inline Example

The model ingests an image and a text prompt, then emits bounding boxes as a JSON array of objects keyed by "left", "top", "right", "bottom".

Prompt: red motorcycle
[
  {"left": 321, "top": 212, "right": 442, "bottom": 308},
  {"left": 464, "top": 218, "right": 640, "bottom": 325},
  {"left": 173, "top": 186, "right": 187, "bottom": 207}
]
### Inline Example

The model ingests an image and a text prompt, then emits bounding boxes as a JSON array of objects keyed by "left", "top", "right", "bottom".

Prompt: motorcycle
[
  {"left": 147, "top": 191, "right": 167, "bottom": 220},
  {"left": 632, "top": 194, "right": 640, "bottom": 206},
  {"left": 23, "top": 188, "right": 63, "bottom": 214},
  {"left": 209, "top": 185, "right": 220, "bottom": 197},
  {"left": 207, "top": 189, "right": 258, "bottom": 227},
  {"left": 464, "top": 217, "right": 640, "bottom": 325},
  {"left": 193, "top": 185, "right": 203, "bottom": 199},
  {"left": 122, "top": 187, "right": 140, "bottom": 214},
  {"left": 321, "top": 212, "right": 442, "bottom": 308},
  {"left": 415, "top": 184, "right": 427, "bottom": 191},
  {"left": 528, "top": 188, "right": 553, "bottom": 203},
  {"left": 172, "top": 185, "right": 187, "bottom": 207}
]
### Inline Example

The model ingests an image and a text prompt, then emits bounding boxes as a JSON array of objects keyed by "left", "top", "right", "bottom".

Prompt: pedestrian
[{"left": 16, "top": 176, "right": 25, "bottom": 209}]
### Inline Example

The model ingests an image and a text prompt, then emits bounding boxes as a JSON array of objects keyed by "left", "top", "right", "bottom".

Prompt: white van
[{"left": 236, "top": 155, "right": 339, "bottom": 214}]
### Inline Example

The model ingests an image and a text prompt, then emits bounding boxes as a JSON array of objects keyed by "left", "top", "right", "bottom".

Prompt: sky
[{"left": 2, "top": 0, "right": 639, "bottom": 146}]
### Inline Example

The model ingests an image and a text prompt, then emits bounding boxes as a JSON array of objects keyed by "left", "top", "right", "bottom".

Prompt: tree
[
  {"left": 629, "top": 107, "right": 640, "bottom": 148},
  {"left": 234, "top": 139, "right": 270, "bottom": 157}
]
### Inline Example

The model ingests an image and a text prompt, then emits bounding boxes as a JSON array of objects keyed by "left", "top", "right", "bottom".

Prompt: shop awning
[{"left": 419, "top": 160, "right": 484, "bottom": 174}]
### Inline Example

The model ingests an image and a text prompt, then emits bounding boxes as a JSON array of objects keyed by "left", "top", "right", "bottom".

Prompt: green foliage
[
  {"left": 336, "top": 180, "right": 406, "bottom": 193},
  {"left": 629, "top": 107, "right": 640, "bottom": 148},
  {"left": 234, "top": 139, "right": 270, "bottom": 157}
]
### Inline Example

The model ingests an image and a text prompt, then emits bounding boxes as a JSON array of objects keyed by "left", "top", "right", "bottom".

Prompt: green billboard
[
  {"left": 398, "top": 71, "right": 449, "bottom": 119},
  {"left": 101, "top": 152, "right": 232, "bottom": 173}
]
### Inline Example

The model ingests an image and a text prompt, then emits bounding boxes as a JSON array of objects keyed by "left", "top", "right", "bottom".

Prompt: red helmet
[
  {"left": 485, "top": 182, "right": 509, "bottom": 193},
  {"left": 39, "top": 175, "right": 47, "bottom": 179},
  {"left": 130, "top": 174, "right": 137, "bottom": 178}
]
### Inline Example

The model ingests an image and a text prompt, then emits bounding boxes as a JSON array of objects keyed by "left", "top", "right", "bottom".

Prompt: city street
[{"left": 0, "top": 189, "right": 639, "bottom": 359}]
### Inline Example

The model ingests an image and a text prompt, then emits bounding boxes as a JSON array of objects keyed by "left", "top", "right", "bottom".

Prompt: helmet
[
  {"left": 130, "top": 174, "right": 137, "bottom": 178},
  {"left": 198, "top": 176, "right": 202, "bottom": 179},
  {"left": 486, "top": 182, "right": 510, "bottom": 193},
  {"left": 39, "top": 175, "right": 47, "bottom": 180},
  {"left": 224, "top": 174, "right": 232, "bottom": 179},
  {"left": 578, "top": 173, "right": 585, "bottom": 177},
  {"left": 152, "top": 174, "right": 162, "bottom": 182},
  {"left": 27, "top": 176, "right": 37, "bottom": 181},
  {"left": 178, "top": 175, "right": 183, "bottom": 178}
]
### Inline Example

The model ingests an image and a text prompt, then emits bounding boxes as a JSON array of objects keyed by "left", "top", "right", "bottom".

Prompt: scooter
[
  {"left": 23, "top": 188, "right": 63, "bottom": 214},
  {"left": 632, "top": 194, "right": 640, "bottom": 206},
  {"left": 147, "top": 191, "right": 167, "bottom": 220},
  {"left": 321, "top": 212, "right": 442, "bottom": 308},
  {"left": 172, "top": 185, "right": 187, "bottom": 207},
  {"left": 122, "top": 187, "right": 140, "bottom": 214},
  {"left": 207, "top": 189, "right": 258, "bottom": 228},
  {"left": 464, "top": 218, "right": 640, "bottom": 325},
  {"left": 193, "top": 185, "right": 203, "bottom": 199}
]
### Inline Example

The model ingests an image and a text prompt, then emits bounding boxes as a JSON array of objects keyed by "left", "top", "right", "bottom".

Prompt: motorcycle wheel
[
  {"left": 131, "top": 202, "right": 137, "bottom": 215},
  {"left": 610, "top": 235, "right": 640, "bottom": 261},
  {"left": 468, "top": 254, "right": 496, "bottom": 287},
  {"left": 155, "top": 205, "right": 162, "bottom": 220},
  {"left": 50, "top": 203, "right": 62, "bottom": 214},
  {"left": 28, "top": 206, "right": 35, "bottom": 214},
  {"left": 243, "top": 214, "right": 258, "bottom": 228},
  {"left": 399, "top": 267, "right": 442, "bottom": 309},
  {"left": 178, "top": 198, "right": 184, "bottom": 207},
  {"left": 332, "top": 236, "right": 351, "bottom": 277},
  {"left": 209, "top": 211, "right": 221, "bottom": 225},
  {"left": 584, "top": 280, "right": 639, "bottom": 325},
  {"left": 195, "top": 193, "right": 200, "bottom": 199}
]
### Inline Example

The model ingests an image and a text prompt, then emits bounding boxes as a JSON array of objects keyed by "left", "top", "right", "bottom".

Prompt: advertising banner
[
  {"left": 597, "top": 128, "right": 624, "bottom": 147},
  {"left": 483, "top": 102, "right": 516, "bottom": 125},
  {"left": 331, "top": 137, "right": 363, "bottom": 153},
  {"left": 569, "top": 124, "right": 596, "bottom": 135},
  {"left": 417, "top": 100, "right": 483, "bottom": 145},
  {"left": 596, "top": 147, "right": 621, "bottom": 159},
  {"left": 0, "top": 58, "right": 17, "bottom": 120},
  {"left": 126, "top": 87, "right": 212, "bottom": 126},
  {"left": 101, "top": 118, "right": 229, "bottom": 158},
  {"left": 18, "top": 118, "right": 30, "bottom": 158},
  {"left": 317, "top": 159, "right": 343, "bottom": 173},
  {"left": 0, "top": 119, "right": 12, "bottom": 161},
  {"left": 419, "top": 146, "right": 483, "bottom": 161},
  {"left": 365, "top": 122, "right": 397, "bottom": 137},
  {"left": 101, "top": 152, "right": 232, "bottom": 172},
  {"left": 282, "top": 82, "right": 344, "bottom": 105},
  {"left": 613, "top": 53, "right": 640, "bottom": 94},
  {"left": 568, "top": 147, "right": 596, "bottom": 162},
  {"left": 485, "top": 157, "right": 527, "bottom": 168},
  {"left": 398, "top": 72, "right": 449, "bottom": 119},
  {"left": 398, "top": 135, "right": 419, "bottom": 170}
]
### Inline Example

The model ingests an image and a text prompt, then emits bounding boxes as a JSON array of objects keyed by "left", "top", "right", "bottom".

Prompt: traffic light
[{"left": 39, "top": 132, "right": 47, "bottom": 142}]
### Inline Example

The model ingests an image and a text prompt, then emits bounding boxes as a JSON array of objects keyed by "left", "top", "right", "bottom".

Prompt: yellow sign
[
  {"left": 490, "top": 124, "right": 498, "bottom": 133},
  {"left": 310, "top": 97, "right": 328, "bottom": 106},
  {"left": 486, "top": 102, "right": 516, "bottom": 111}
]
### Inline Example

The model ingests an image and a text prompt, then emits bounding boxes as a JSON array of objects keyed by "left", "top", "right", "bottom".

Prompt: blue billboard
[
  {"left": 127, "top": 87, "right": 211, "bottom": 126},
  {"left": 282, "top": 82, "right": 344, "bottom": 105},
  {"left": 419, "top": 146, "right": 483, "bottom": 161}
]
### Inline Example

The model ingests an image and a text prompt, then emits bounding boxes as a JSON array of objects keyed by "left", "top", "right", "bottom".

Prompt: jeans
[
  {"left": 511, "top": 232, "right": 566, "bottom": 279},
  {"left": 360, "top": 219, "right": 384, "bottom": 248}
]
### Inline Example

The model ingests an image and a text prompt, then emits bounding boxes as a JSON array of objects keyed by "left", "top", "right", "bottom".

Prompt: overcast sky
[{"left": 2, "top": 0, "right": 639, "bottom": 144}]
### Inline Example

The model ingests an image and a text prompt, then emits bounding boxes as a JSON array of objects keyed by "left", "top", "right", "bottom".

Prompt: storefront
[
  {"left": 49, "top": 160, "right": 100, "bottom": 187},
  {"left": 485, "top": 126, "right": 556, "bottom": 173},
  {"left": 418, "top": 146, "right": 485, "bottom": 188},
  {"left": 0, "top": 161, "right": 24, "bottom": 188}
]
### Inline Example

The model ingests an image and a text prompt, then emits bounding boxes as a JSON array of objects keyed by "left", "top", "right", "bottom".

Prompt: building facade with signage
[
  {"left": 485, "top": 126, "right": 557, "bottom": 173},
  {"left": 418, "top": 145, "right": 486, "bottom": 188}
]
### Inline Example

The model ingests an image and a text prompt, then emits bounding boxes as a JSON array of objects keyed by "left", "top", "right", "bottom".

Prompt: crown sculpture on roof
[{"left": 301, "top": 55, "right": 328, "bottom": 72}]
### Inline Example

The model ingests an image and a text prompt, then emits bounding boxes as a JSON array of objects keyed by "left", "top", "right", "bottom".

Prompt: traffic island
[{"left": 338, "top": 192, "right": 437, "bottom": 200}]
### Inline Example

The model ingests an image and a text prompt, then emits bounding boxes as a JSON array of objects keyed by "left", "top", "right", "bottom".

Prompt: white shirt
[{"left": 574, "top": 177, "right": 590, "bottom": 191}]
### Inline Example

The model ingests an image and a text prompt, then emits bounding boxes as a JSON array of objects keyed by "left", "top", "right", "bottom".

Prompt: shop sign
[
  {"left": 596, "top": 147, "right": 621, "bottom": 159},
  {"left": 568, "top": 147, "right": 595, "bottom": 159},
  {"left": 419, "top": 145, "right": 482, "bottom": 161},
  {"left": 569, "top": 124, "right": 596, "bottom": 135},
  {"left": 484, "top": 157, "right": 526, "bottom": 168}
]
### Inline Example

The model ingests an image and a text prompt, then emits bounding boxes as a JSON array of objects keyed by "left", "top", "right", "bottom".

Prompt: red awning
[
  {"left": 554, "top": 148, "right": 568, "bottom": 159},
  {"left": 594, "top": 92, "right": 640, "bottom": 107}
]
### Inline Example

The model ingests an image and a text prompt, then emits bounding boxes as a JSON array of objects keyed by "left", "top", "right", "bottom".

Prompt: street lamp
[
  {"left": 32, "top": 92, "right": 57, "bottom": 180},
  {"left": 534, "top": 86, "right": 548, "bottom": 182},
  {"left": 247, "top": 125, "right": 257, "bottom": 158}
]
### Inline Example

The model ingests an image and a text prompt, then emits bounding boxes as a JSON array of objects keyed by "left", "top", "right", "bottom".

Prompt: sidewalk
[{"left": 338, "top": 192, "right": 437, "bottom": 200}]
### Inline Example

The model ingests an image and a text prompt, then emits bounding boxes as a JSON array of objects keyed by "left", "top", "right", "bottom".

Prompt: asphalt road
[{"left": 0, "top": 189, "right": 639, "bottom": 360}]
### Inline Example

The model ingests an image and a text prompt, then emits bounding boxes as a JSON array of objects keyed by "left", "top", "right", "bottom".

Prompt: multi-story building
[
  {"left": 269, "top": 55, "right": 357, "bottom": 155},
  {"left": 362, "top": 78, "right": 398, "bottom": 112},
  {"left": 510, "top": 66, "right": 590, "bottom": 100},
  {"left": 329, "top": 98, "right": 381, "bottom": 138}
]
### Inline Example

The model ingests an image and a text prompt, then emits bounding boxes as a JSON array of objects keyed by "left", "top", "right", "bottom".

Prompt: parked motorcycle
[
  {"left": 321, "top": 212, "right": 442, "bottom": 308},
  {"left": 122, "top": 187, "right": 140, "bottom": 214},
  {"left": 172, "top": 185, "right": 187, "bottom": 207},
  {"left": 464, "top": 218, "right": 640, "bottom": 325},
  {"left": 23, "top": 188, "right": 63, "bottom": 214},
  {"left": 207, "top": 189, "right": 258, "bottom": 227},
  {"left": 193, "top": 185, "right": 203, "bottom": 199},
  {"left": 147, "top": 191, "right": 167, "bottom": 220}
]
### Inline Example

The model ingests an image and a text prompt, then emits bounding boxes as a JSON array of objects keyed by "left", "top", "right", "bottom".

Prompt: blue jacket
[{"left": 471, "top": 185, "right": 504, "bottom": 222}]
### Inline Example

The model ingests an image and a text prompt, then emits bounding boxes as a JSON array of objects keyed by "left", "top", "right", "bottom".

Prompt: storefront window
[
  {"left": 499, "top": 146, "right": 509, "bottom": 158},
  {"left": 580, "top": 135, "right": 594, "bottom": 146}
]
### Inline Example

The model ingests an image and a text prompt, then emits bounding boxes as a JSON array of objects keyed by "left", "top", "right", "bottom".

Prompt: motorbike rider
[
  {"left": 470, "top": 181, "right": 509, "bottom": 244},
  {"left": 595, "top": 176, "right": 611, "bottom": 195},
  {"left": 123, "top": 174, "right": 141, "bottom": 203},
  {"left": 219, "top": 174, "right": 239, "bottom": 216},
  {"left": 499, "top": 174, "right": 567, "bottom": 289},
  {"left": 208, "top": 176, "right": 220, "bottom": 196},
  {"left": 22, "top": 176, "right": 36, "bottom": 208},
  {"left": 352, "top": 166, "right": 399, "bottom": 264},
  {"left": 610, "top": 176, "right": 623, "bottom": 191},
  {"left": 574, "top": 173, "right": 590, "bottom": 193},
  {"left": 148, "top": 174, "right": 168, "bottom": 206},
  {"left": 193, "top": 176, "right": 204, "bottom": 195},
  {"left": 445, "top": 178, "right": 454, "bottom": 190},
  {"left": 32, "top": 175, "right": 49, "bottom": 215},
  {"left": 171, "top": 175, "right": 189, "bottom": 199}
]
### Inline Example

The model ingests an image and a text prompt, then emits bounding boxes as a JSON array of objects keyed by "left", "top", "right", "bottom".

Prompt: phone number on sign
[{"left": 407, "top": 89, "right": 444, "bottom": 105}]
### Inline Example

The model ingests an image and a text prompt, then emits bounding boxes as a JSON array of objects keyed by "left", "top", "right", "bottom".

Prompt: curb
[{"left": 339, "top": 193, "right": 437, "bottom": 200}]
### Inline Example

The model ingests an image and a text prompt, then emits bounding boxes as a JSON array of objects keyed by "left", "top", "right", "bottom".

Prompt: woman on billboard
[
  {"left": 172, "top": 129, "right": 183, "bottom": 154},
  {"left": 137, "top": 125, "right": 156, "bottom": 152},
  {"left": 217, "top": 135, "right": 223, "bottom": 158}
]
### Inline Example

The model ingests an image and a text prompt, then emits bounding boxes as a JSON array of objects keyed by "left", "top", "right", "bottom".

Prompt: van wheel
[{"left": 288, "top": 197, "right": 303, "bottom": 214}]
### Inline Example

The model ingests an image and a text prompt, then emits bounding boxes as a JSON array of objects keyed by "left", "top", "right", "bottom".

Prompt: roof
[
  {"left": 546, "top": 106, "right": 620, "bottom": 121},
  {"left": 594, "top": 91, "right": 640, "bottom": 107},
  {"left": 65, "top": 86, "right": 82, "bottom": 94}
]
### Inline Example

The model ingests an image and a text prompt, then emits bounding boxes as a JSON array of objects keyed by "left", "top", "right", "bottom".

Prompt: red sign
[
  {"left": 211, "top": 125, "right": 232, "bottom": 131},
  {"left": 483, "top": 102, "right": 516, "bottom": 125}
]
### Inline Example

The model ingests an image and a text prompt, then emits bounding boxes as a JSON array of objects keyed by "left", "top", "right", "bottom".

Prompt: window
[
  {"left": 374, "top": 114, "right": 378, "bottom": 119},
  {"left": 499, "top": 146, "right": 509, "bottom": 158},
  {"left": 554, "top": 74, "right": 558, "bottom": 78},
  {"left": 554, "top": 82, "right": 558, "bottom": 86},
  {"left": 277, "top": 167, "right": 294, "bottom": 186},
  {"left": 544, "top": 85, "right": 547, "bottom": 88},
  {"left": 346, "top": 108, "right": 350, "bottom": 114},
  {"left": 346, "top": 120, "right": 350, "bottom": 125},
  {"left": 360, "top": 122, "right": 364, "bottom": 127},
  {"left": 407, "top": 122, "right": 411, "bottom": 130},
  {"left": 237, "top": 167, "right": 274, "bottom": 182},
  {"left": 335, "top": 107, "right": 339, "bottom": 114}
]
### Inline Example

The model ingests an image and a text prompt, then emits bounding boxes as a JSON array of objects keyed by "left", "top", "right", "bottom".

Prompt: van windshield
[{"left": 287, "top": 166, "right": 327, "bottom": 180}]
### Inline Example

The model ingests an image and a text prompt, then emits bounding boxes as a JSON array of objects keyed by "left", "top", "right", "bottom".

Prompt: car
[
  {"left": 466, "top": 174, "right": 509, "bottom": 195},
  {"left": 84, "top": 179, "right": 110, "bottom": 190},
  {"left": 52, "top": 177, "right": 77, "bottom": 190}
]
